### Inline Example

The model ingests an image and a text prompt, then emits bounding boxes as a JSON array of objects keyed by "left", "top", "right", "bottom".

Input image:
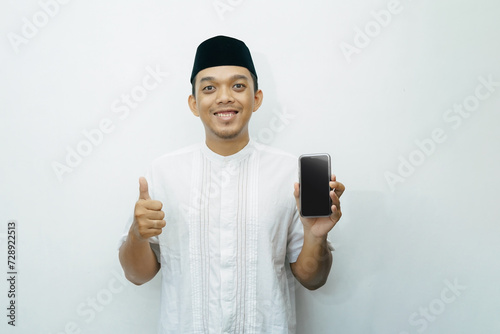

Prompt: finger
[
  {"left": 330, "top": 190, "right": 341, "bottom": 211},
  {"left": 334, "top": 181, "right": 345, "bottom": 198},
  {"left": 293, "top": 182, "right": 300, "bottom": 209},
  {"left": 148, "top": 220, "right": 166, "bottom": 230},
  {"left": 329, "top": 174, "right": 336, "bottom": 189},
  {"left": 329, "top": 181, "right": 345, "bottom": 198},
  {"left": 330, "top": 204, "right": 342, "bottom": 223},
  {"left": 156, "top": 220, "right": 166, "bottom": 229},
  {"left": 330, "top": 184, "right": 345, "bottom": 220},
  {"left": 145, "top": 209, "right": 165, "bottom": 220},
  {"left": 139, "top": 177, "right": 151, "bottom": 200},
  {"left": 139, "top": 228, "right": 163, "bottom": 239},
  {"left": 143, "top": 200, "right": 163, "bottom": 211},
  {"left": 138, "top": 220, "right": 166, "bottom": 238}
]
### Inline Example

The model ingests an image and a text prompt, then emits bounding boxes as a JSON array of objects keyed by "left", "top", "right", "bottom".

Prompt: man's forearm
[
  {"left": 291, "top": 231, "right": 332, "bottom": 290},
  {"left": 119, "top": 232, "right": 160, "bottom": 286}
]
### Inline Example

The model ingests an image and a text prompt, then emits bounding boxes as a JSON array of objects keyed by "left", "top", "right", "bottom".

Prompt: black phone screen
[{"left": 299, "top": 154, "right": 331, "bottom": 217}]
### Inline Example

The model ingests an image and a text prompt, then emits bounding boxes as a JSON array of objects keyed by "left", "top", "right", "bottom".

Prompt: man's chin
[
  {"left": 216, "top": 133, "right": 240, "bottom": 140},
  {"left": 212, "top": 129, "right": 242, "bottom": 140}
]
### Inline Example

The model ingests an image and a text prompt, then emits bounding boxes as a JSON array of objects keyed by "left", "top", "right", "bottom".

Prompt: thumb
[
  {"left": 138, "top": 177, "right": 151, "bottom": 200},
  {"left": 293, "top": 182, "right": 300, "bottom": 210}
]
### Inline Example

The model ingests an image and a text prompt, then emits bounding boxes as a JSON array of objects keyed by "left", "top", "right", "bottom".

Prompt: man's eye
[
  {"left": 202, "top": 85, "right": 215, "bottom": 92},
  {"left": 234, "top": 83, "right": 245, "bottom": 89}
]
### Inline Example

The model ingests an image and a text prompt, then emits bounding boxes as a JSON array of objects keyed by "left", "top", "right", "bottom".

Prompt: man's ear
[
  {"left": 188, "top": 94, "right": 199, "bottom": 117},
  {"left": 253, "top": 89, "right": 263, "bottom": 112}
]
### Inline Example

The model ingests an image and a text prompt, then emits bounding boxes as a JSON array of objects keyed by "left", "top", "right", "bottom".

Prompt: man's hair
[{"left": 191, "top": 72, "right": 259, "bottom": 98}]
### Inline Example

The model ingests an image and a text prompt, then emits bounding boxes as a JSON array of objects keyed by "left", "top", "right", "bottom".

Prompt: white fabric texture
[{"left": 119, "top": 139, "right": 333, "bottom": 334}]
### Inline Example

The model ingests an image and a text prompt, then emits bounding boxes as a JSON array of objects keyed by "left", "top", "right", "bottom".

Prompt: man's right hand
[{"left": 130, "top": 176, "right": 166, "bottom": 241}]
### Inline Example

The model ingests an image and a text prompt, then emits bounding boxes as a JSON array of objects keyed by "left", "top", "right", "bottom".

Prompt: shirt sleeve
[
  {"left": 286, "top": 206, "right": 303, "bottom": 263},
  {"left": 117, "top": 168, "right": 161, "bottom": 264}
]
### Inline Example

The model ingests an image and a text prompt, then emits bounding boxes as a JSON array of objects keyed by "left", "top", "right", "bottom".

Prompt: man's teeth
[{"left": 216, "top": 113, "right": 236, "bottom": 117}]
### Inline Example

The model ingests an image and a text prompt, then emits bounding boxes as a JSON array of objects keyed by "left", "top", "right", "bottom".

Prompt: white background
[{"left": 1, "top": 0, "right": 500, "bottom": 333}]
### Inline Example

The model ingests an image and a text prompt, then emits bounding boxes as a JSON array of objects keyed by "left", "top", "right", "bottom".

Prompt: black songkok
[{"left": 190, "top": 35, "right": 257, "bottom": 83}]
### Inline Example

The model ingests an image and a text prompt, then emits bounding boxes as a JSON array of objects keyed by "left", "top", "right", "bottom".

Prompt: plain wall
[{"left": 1, "top": 0, "right": 499, "bottom": 333}]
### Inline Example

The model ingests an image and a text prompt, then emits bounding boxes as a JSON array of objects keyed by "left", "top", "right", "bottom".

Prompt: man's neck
[{"left": 205, "top": 135, "right": 250, "bottom": 157}]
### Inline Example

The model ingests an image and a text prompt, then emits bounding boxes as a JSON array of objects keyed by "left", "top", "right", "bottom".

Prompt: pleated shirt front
[{"left": 121, "top": 139, "right": 307, "bottom": 333}]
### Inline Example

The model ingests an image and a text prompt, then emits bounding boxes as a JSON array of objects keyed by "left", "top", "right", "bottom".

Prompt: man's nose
[{"left": 216, "top": 85, "right": 234, "bottom": 104}]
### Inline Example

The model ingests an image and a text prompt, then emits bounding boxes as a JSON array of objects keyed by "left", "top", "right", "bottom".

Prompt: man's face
[{"left": 188, "top": 66, "right": 263, "bottom": 142}]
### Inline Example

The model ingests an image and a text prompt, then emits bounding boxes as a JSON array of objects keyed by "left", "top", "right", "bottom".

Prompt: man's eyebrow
[
  {"left": 199, "top": 76, "right": 215, "bottom": 83},
  {"left": 230, "top": 74, "right": 249, "bottom": 81},
  {"left": 199, "top": 74, "right": 249, "bottom": 83}
]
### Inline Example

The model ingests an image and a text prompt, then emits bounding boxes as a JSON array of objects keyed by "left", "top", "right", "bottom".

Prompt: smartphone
[{"left": 299, "top": 153, "right": 332, "bottom": 218}]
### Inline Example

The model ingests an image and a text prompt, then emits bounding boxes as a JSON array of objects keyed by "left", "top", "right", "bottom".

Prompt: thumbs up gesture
[{"left": 131, "top": 177, "right": 166, "bottom": 241}]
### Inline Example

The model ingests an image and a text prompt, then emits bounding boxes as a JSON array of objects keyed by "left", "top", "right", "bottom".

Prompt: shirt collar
[{"left": 201, "top": 138, "right": 255, "bottom": 165}]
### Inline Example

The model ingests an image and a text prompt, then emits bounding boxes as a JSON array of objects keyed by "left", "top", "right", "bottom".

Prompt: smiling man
[
  {"left": 188, "top": 65, "right": 261, "bottom": 155},
  {"left": 118, "top": 35, "right": 345, "bottom": 334}
]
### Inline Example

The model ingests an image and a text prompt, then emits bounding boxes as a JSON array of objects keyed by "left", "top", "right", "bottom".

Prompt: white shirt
[{"left": 119, "top": 139, "right": 333, "bottom": 333}]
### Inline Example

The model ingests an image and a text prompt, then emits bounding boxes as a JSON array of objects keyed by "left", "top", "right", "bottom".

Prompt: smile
[{"left": 214, "top": 110, "right": 238, "bottom": 119}]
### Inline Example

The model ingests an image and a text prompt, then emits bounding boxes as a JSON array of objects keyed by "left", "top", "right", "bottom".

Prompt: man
[{"left": 118, "top": 35, "right": 345, "bottom": 333}]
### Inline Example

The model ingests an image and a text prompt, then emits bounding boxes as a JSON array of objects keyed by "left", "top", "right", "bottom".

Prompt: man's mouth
[{"left": 214, "top": 110, "right": 238, "bottom": 119}]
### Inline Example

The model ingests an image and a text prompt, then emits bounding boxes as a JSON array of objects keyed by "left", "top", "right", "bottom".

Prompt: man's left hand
[{"left": 293, "top": 174, "right": 345, "bottom": 238}]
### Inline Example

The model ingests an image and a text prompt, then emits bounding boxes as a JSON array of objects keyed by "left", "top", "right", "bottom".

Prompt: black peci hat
[{"left": 190, "top": 35, "right": 257, "bottom": 83}]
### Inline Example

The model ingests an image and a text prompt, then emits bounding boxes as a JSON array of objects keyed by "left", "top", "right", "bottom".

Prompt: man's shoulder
[
  {"left": 253, "top": 141, "right": 298, "bottom": 162},
  {"left": 151, "top": 142, "right": 201, "bottom": 167},
  {"left": 253, "top": 141, "right": 299, "bottom": 181}
]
